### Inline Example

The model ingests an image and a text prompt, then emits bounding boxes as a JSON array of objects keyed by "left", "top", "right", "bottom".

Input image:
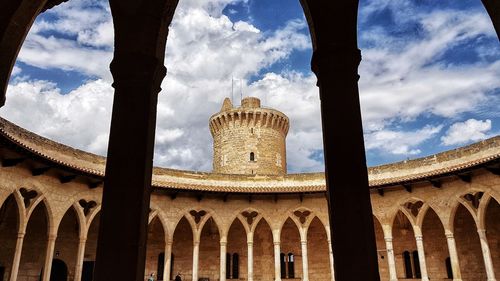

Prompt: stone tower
[{"left": 209, "top": 97, "right": 289, "bottom": 175}]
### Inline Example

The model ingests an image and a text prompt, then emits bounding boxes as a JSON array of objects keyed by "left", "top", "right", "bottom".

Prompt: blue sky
[{"left": 1, "top": 0, "right": 499, "bottom": 172}]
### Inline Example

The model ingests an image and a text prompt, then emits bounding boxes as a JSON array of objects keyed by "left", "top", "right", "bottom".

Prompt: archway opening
[
  {"left": 0, "top": 194, "right": 19, "bottom": 280},
  {"left": 392, "top": 211, "right": 417, "bottom": 279},
  {"left": 372, "top": 216, "right": 388, "bottom": 280},
  {"left": 199, "top": 217, "right": 220, "bottom": 280},
  {"left": 454, "top": 203, "right": 486, "bottom": 280},
  {"left": 253, "top": 218, "right": 274, "bottom": 281},
  {"left": 49, "top": 258, "right": 68, "bottom": 281},
  {"left": 227, "top": 218, "right": 247, "bottom": 280},
  {"left": 82, "top": 212, "right": 100, "bottom": 281},
  {"left": 422, "top": 208, "right": 448, "bottom": 279},
  {"left": 280, "top": 217, "right": 302, "bottom": 279},
  {"left": 19, "top": 201, "right": 48, "bottom": 280},
  {"left": 307, "top": 217, "right": 331, "bottom": 281},
  {"left": 53, "top": 207, "right": 80, "bottom": 281},
  {"left": 145, "top": 216, "right": 166, "bottom": 280},
  {"left": 485, "top": 198, "right": 500, "bottom": 277},
  {"left": 172, "top": 216, "right": 193, "bottom": 279}
]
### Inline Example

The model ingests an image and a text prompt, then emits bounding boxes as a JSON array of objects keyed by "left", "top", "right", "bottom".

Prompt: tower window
[{"left": 250, "top": 152, "right": 255, "bottom": 161}]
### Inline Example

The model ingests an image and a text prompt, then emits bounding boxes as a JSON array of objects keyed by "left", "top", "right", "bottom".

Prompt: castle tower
[{"left": 209, "top": 97, "right": 289, "bottom": 175}]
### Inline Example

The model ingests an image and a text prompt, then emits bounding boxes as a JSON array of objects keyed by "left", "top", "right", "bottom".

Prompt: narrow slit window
[
  {"left": 288, "top": 253, "right": 295, "bottom": 278},
  {"left": 232, "top": 253, "right": 239, "bottom": 279},
  {"left": 403, "top": 251, "right": 413, "bottom": 278},
  {"left": 250, "top": 152, "right": 255, "bottom": 161}
]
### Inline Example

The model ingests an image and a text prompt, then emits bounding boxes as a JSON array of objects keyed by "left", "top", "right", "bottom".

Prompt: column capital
[
  {"left": 79, "top": 237, "right": 87, "bottom": 243},
  {"left": 445, "top": 232, "right": 455, "bottom": 239},
  {"left": 110, "top": 53, "right": 167, "bottom": 93},
  {"left": 415, "top": 234, "right": 423, "bottom": 241},
  {"left": 477, "top": 228, "right": 487, "bottom": 235},
  {"left": 273, "top": 241, "right": 280, "bottom": 246},
  {"left": 47, "top": 234, "right": 57, "bottom": 241},
  {"left": 220, "top": 241, "right": 227, "bottom": 247},
  {"left": 247, "top": 241, "right": 254, "bottom": 246},
  {"left": 301, "top": 240, "right": 307, "bottom": 245},
  {"left": 311, "top": 44, "right": 361, "bottom": 84},
  {"left": 384, "top": 236, "right": 393, "bottom": 242},
  {"left": 17, "top": 232, "right": 26, "bottom": 238},
  {"left": 193, "top": 240, "right": 200, "bottom": 246}
]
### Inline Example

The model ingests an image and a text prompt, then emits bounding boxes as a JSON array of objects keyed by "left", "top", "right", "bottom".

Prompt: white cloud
[
  {"left": 11, "top": 66, "right": 21, "bottom": 76},
  {"left": 1, "top": 79, "right": 114, "bottom": 156},
  {"left": 441, "top": 119, "right": 492, "bottom": 146},
  {"left": 365, "top": 125, "right": 443, "bottom": 155},
  {"left": 2, "top": 0, "right": 499, "bottom": 173}
]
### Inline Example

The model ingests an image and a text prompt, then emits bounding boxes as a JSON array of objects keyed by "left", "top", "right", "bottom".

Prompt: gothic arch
[{"left": 421, "top": 207, "right": 448, "bottom": 279}]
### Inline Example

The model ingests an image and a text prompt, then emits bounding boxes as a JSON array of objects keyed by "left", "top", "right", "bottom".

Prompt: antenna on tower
[{"left": 231, "top": 76, "right": 234, "bottom": 103}]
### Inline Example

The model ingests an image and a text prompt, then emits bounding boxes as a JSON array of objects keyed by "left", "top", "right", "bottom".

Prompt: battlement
[
  {"left": 210, "top": 97, "right": 289, "bottom": 175},
  {"left": 209, "top": 97, "right": 289, "bottom": 137}
]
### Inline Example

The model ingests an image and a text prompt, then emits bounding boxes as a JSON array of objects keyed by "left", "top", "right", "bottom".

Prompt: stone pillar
[
  {"left": 73, "top": 237, "right": 87, "bottom": 281},
  {"left": 192, "top": 240, "right": 200, "bottom": 281},
  {"left": 414, "top": 233, "right": 429, "bottom": 281},
  {"left": 301, "top": 240, "right": 309, "bottom": 281},
  {"left": 307, "top": 1, "right": 380, "bottom": 280},
  {"left": 445, "top": 231, "right": 462, "bottom": 281},
  {"left": 384, "top": 236, "right": 398, "bottom": 281},
  {"left": 92, "top": 0, "right": 180, "bottom": 279},
  {"left": 42, "top": 234, "right": 57, "bottom": 281},
  {"left": 163, "top": 240, "right": 172, "bottom": 281},
  {"left": 477, "top": 229, "right": 497, "bottom": 281},
  {"left": 327, "top": 239, "right": 335, "bottom": 281},
  {"left": 220, "top": 238, "right": 227, "bottom": 281},
  {"left": 247, "top": 234, "right": 254, "bottom": 281},
  {"left": 274, "top": 241, "right": 281, "bottom": 281},
  {"left": 8, "top": 231, "right": 25, "bottom": 281}
]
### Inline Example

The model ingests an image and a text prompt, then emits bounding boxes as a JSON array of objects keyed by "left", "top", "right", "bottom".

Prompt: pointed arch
[
  {"left": 0, "top": 194, "right": 21, "bottom": 279},
  {"left": 54, "top": 205, "right": 80, "bottom": 281},
  {"left": 307, "top": 216, "right": 331, "bottom": 281},
  {"left": 422, "top": 207, "right": 448, "bottom": 279},
  {"left": 227, "top": 216, "right": 248, "bottom": 280},
  {"left": 199, "top": 216, "right": 220, "bottom": 280},
  {"left": 454, "top": 203, "right": 486, "bottom": 279},
  {"left": 392, "top": 210, "right": 417, "bottom": 279},
  {"left": 372, "top": 215, "right": 389, "bottom": 280},
  {"left": 280, "top": 217, "right": 302, "bottom": 279},
  {"left": 484, "top": 195, "right": 500, "bottom": 277},
  {"left": 145, "top": 216, "right": 166, "bottom": 279},
  {"left": 253, "top": 218, "right": 274, "bottom": 281},
  {"left": 18, "top": 199, "right": 49, "bottom": 280},
  {"left": 171, "top": 216, "right": 194, "bottom": 279}
]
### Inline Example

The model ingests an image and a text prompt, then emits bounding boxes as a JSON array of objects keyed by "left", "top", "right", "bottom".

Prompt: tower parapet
[{"left": 209, "top": 97, "right": 289, "bottom": 175}]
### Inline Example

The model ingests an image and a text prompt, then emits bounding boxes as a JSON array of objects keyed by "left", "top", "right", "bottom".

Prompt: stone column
[
  {"left": 247, "top": 233, "right": 254, "bottom": 281},
  {"left": 163, "top": 240, "right": 172, "bottom": 281},
  {"left": 220, "top": 238, "right": 227, "bottom": 281},
  {"left": 92, "top": 1, "right": 180, "bottom": 279},
  {"left": 308, "top": 1, "right": 380, "bottom": 280},
  {"left": 445, "top": 231, "right": 462, "bottom": 281},
  {"left": 192, "top": 240, "right": 200, "bottom": 281},
  {"left": 42, "top": 234, "right": 57, "bottom": 281},
  {"left": 274, "top": 241, "right": 281, "bottom": 281},
  {"left": 477, "top": 229, "right": 497, "bottom": 281},
  {"left": 414, "top": 233, "right": 429, "bottom": 281},
  {"left": 327, "top": 239, "right": 335, "bottom": 281},
  {"left": 301, "top": 240, "right": 309, "bottom": 281},
  {"left": 9, "top": 231, "right": 25, "bottom": 281},
  {"left": 73, "top": 237, "right": 87, "bottom": 281},
  {"left": 383, "top": 235, "right": 398, "bottom": 281}
]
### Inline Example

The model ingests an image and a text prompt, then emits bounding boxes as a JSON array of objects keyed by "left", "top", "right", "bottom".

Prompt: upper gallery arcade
[{"left": 0, "top": 96, "right": 499, "bottom": 281}]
